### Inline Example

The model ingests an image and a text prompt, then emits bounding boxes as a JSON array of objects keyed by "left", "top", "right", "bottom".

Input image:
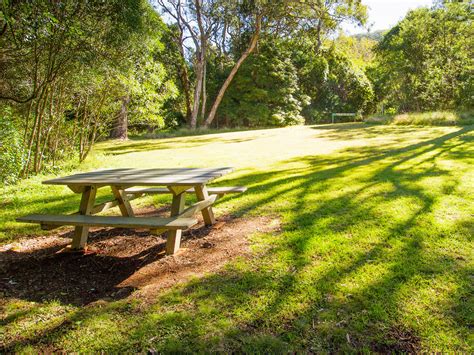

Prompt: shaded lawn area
[{"left": 1, "top": 123, "right": 473, "bottom": 352}]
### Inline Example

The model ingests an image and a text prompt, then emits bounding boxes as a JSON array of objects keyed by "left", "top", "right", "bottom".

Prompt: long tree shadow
[
  {"left": 111, "top": 125, "right": 470, "bottom": 352},
  {"left": 2, "top": 125, "right": 472, "bottom": 352},
  {"left": 100, "top": 135, "right": 259, "bottom": 156}
]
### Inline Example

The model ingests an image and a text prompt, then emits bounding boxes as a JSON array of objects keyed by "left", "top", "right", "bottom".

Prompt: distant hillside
[
  {"left": 353, "top": 30, "right": 386, "bottom": 42},
  {"left": 334, "top": 30, "right": 383, "bottom": 68}
]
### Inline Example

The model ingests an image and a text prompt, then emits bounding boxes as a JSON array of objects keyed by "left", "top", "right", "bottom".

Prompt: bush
[{"left": 0, "top": 108, "right": 24, "bottom": 184}]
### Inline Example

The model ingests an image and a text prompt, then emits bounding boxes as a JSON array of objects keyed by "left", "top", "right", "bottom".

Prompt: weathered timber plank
[
  {"left": 166, "top": 190, "right": 187, "bottom": 255},
  {"left": 125, "top": 186, "right": 247, "bottom": 195},
  {"left": 167, "top": 185, "right": 193, "bottom": 196},
  {"left": 40, "top": 195, "right": 143, "bottom": 231},
  {"left": 179, "top": 195, "right": 218, "bottom": 218},
  {"left": 111, "top": 186, "right": 134, "bottom": 217},
  {"left": 194, "top": 185, "right": 216, "bottom": 226},
  {"left": 46, "top": 177, "right": 225, "bottom": 186},
  {"left": 43, "top": 168, "right": 234, "bottom": 186},
  {"left": 71, "top": 186, "right": 97, "bottom": 249},
  {"left": 17, "top": 214, "right": 198, "bottom": 230}
]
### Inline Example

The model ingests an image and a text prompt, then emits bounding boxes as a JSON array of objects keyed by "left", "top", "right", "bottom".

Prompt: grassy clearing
[
  {"left": 1, "top": 123, "right": 473, "bottom": 352},
  {"left": 365, "top": 111, "right": 474, "bottom": 126}
]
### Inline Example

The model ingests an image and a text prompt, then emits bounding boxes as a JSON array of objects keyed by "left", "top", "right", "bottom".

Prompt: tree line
[{"left": 0, "top": 0, "right": 472, "bottom": 183}]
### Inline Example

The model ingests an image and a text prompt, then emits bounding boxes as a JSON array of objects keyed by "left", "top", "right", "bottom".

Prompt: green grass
[
  {"left": 365, "top": 111, "right": 474, "bottom": 126},
  {"left": 131, "top": 126, "right": 265, "bottom": 140},
  {"left": 1, "top": 123, "right": 473, "bottom": 352}
]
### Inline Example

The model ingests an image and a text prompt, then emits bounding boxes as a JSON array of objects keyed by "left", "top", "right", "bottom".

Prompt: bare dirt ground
[{"left": 0, "top": 207, "right": 281, "bottom": 306}]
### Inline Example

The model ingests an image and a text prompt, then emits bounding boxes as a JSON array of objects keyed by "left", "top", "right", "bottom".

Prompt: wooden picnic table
[{"left": 17, "top": 167, "right": 246, "bottom": 254}]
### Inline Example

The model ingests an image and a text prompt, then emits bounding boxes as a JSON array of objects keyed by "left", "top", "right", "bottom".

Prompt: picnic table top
[{"left": 43, "top": 167, "right": 234, "bottom": 187}]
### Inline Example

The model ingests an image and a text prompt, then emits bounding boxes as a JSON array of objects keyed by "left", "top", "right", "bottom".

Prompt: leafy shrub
[
  {"left": 385, "top": 107, "right": 397, "bottom": 115},
  {"left": 0, "top": 108, "right": 24, "bottom": 184}
]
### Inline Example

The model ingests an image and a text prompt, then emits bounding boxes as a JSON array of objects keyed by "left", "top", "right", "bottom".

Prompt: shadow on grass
[
  {"left": 1, "top": 125, "right": 472, "bottom": 352},
  {"left": 100, "top": 135, "right": 259, "bottom": 156},
  {"left": 310, "top": 122, "right": 446, "bottom": 141}
]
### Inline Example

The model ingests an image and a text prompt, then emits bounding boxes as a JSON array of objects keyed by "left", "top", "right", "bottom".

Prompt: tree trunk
[
  {"left": 22, "top": 85, "right": 47, "bottom": 177},
  {"left": 201, "top": 61, "right": 207, "bottom": 119},
  {"left": 315, "top": 19, "right": 323, "bottom": 54},
  {"left": 175, "top": 31, "right": 192, "bottom": 124},
  {"left": 33, "top": 89, "right": 49, "bottom": 173},
  {"left": 203, "top": 15, "right": 262, "bottom": 128},
  {"left": 190, "top": 59, "right": 203, "bottom": 129},
  {"left": 110, "top": 95, "right": 130, "bottom": 140},
  {"left": 180, "top": 64, "right": 193, "bottom": 124},
  {"left": 190, "top": 0, "right": 206, "bottom": 129}
]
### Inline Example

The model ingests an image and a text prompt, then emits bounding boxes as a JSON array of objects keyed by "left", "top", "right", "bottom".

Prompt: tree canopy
[
  {"left": 368, "top": 2, "right": 473, "bottom": 112},
  {"left": 0, "top": 0, "right": 472, "bottom": 183}
]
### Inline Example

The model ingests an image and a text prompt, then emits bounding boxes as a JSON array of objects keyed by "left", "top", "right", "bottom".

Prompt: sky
[{"left": 342, "top": 0, "right": 434, "bottom": 34}]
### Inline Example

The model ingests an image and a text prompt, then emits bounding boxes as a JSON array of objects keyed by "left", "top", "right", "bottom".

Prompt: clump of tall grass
[{"left": 365, "top": 111, "right": 473, "bottom": 126}]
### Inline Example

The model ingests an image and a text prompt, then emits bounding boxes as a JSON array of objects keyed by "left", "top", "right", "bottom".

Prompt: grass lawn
[{"left": 1, "top": 123, "right": 473, "bottom": 352}]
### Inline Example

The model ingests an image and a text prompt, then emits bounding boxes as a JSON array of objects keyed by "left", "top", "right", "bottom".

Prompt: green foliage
[
  {"left": 218, "top": 40, "right": 307, "bottom": 127},
  {"left": 213, "top": 32, "right": 375, "bottom": 127},
  {"left": 0, "top": 0, "right": 177, "bottom": 174},
  {"left": 368, "top": 3, "right": 473, "bottom": 112},
  {"left": 124, "top": 9, "right": 178, "bottom": 130},
  {"left": 291, "top": 40, "right": 374, "bottom": 122},
  {"left": 325, "top": 47, "right": 375, "bottom": 114},
  {"left": 0, "top": 108, "right": 24, "bottom": 184},
  {"left": 152, "top": 24, "right": 191, "bottom": 128}
]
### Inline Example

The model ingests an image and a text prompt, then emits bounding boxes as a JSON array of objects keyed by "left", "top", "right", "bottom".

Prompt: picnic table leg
[
  {"left": 111, "top": 186, "right": 134, "bottom": 217},
  {"left": 166, "top": 190, "right": 187, "bottom": 254},
  {"left": 194, "top": 185, "right": 216, "bottom": 226},
  {"left": 71, "top": 186, "right": 97, "bottom": 249}
]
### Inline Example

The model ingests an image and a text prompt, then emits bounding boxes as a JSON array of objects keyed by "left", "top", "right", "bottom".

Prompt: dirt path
[{"left": 0, "top": 209, "right": 281, "bottom": 306}]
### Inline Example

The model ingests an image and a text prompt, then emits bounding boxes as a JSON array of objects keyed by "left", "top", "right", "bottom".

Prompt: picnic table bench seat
[
  {"left": 17, "top": 214, "right": 198, "bottom": 230},
  {"left": 125, "top": 186, "right": 247, "bottom": 196}
]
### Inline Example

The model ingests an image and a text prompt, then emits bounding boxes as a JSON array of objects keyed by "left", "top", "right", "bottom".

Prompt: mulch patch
[
  {"left": 0, "top": 208, "right": 281, "bottom": 306},
  {"left": 371, "top": 326, "right": 422, "bottom": 353}
]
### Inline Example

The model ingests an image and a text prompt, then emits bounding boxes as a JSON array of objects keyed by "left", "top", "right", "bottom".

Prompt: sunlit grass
[{"left": 1, "top": 123, "right": 473, "bottom": 352}]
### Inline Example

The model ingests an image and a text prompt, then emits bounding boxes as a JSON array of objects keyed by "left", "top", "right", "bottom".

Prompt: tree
[
  {"left": 203, "top": 11, "right": 262, "bottom": 128},
  {"left": 0, "top": 0, "right": 175, "bottom": 176},
  {"left": 289, "top": 36, "right": 374, "bottom": 122},
  {"left": 368, "top": 3, "right": 473, "bottom": 112},
  {"left": 202, "top": 0, "right": 368, "bottom": 128},
  {"left": 155, "top": 0, "right": 219, "bottom": 128},
  {"left": 216, "top": 37, "right": 308, "bottom": 127},
  {"left": 154, "top": 0, "right": 368, "bottom": 129},
  {"left": 333, "top": 31, "right": 378, "bottom": 69},
  {"left": 109, "top": 4, "right": 177, "bottom": 139}
]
